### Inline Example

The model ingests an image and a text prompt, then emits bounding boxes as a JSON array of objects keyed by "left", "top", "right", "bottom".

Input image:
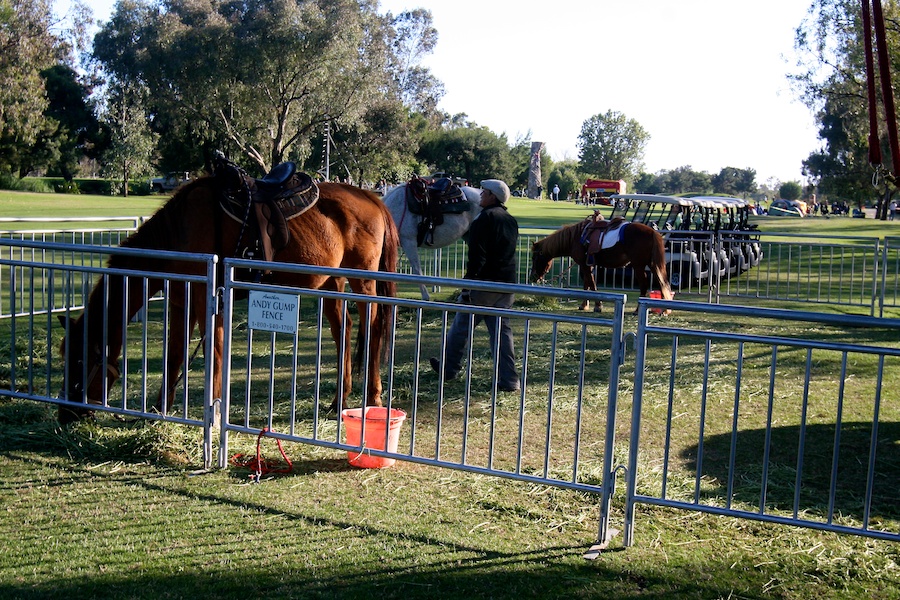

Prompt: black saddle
[
  {"left": 255, "top": 161, "right": 297, "bottom": 193},
  {"left": 213, "top": 155, "right": 319, "bottom": 262},
  {"left": 405, "top": 176, "right": 472, "bottom": 246}
]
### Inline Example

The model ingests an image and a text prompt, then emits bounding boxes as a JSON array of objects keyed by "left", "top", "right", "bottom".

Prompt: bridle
[{"left": 68, "top": 351, "right": 121, "bottom": 403}]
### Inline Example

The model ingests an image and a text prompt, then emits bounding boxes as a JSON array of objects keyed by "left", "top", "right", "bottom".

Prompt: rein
[{"left": 862, "top": 0, "right": 900, "bottom": 187}]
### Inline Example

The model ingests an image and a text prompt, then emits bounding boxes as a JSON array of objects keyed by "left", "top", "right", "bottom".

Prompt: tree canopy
[
  {"left": 1, "top": 0, "right": 869, "bottom": 201},
  {"left": 0, "top": 0, "right": 61, "bottom": 177},
  {"left": 792, "top": 0, "right": 900, "bottom": 215},
  {"left": 577, "top": 110, "right": 649, "bottom": 185}
]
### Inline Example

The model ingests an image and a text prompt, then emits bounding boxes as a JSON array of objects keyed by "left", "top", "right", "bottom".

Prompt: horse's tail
[
  {"left": 354, "top": 200, "right": 399, "bottom": 372},
  {"left": 377, "top": 198, "right": 400, "bottom": 302},
  {"left": 650, "top": 229, "right": 674, "bottom": 301}
]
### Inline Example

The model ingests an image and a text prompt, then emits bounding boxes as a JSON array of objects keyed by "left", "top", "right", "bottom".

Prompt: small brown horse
[
  {"left": 58, "top": 172, "right": 398, "bottom": 423},
  {"left": 530, "top": 219, "right": 673, "bottom": 312}
]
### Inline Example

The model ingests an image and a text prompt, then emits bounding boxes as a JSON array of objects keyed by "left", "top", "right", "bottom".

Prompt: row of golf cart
[{"left": 606, "top": 194, "right": 762, "bottom": 291}]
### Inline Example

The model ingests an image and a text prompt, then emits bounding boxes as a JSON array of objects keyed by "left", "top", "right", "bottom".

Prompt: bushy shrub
[
  {"left": 0, "top": 174, "right": 54, "bottom": 193},
  {"left": 75, "top": 179, "right": 112, "bottom": 195},
  {"left": 54, "top": 180, "right": 81, "bottom": 194}
]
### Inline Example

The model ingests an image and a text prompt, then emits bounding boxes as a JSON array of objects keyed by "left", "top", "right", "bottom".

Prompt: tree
[
  {"left": 546, "top": 159, "right": 585, "bottom": 201},
  {"left": 712, "top": 167, "right": 758, "bottom": 197},
  {"left": 387, "top": 9, "right": 444, "bottom": 119},
  {"left": 577, "top": 110, "right": 649, "bottom": 185},
  {"left": 779, "top": 181, "right": 803, "bottom": 201},
  {"left": 41, "top": 64, "right": 104, "bottom": 180},
  {"left": 99, "top": 79, "right": 156, "bottom": 197},
  {"left": 791, "top": 0, "right": 900, "bottom": 217},
  {"left": 315, "top": 98, "right": 420, "bottom": 185},
  {"left": 94, "top": 0, "right": 394, "bottom": 174},
  {"left": 0, "top": 0, "right": 62, "bottom": 177},
  {"left": 417, "top": 122, "right": 512, "bottom": 185},
  {"left": 635, "top": 166, "right": 712, "bottom": 195}
]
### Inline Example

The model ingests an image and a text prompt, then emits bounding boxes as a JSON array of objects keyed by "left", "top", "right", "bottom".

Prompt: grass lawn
[
  {"left": 0, "top": 190, "right": 165, "bottom": 221},
  {"left": 1, "top": 412, "right": 898, "bottom": 600}
]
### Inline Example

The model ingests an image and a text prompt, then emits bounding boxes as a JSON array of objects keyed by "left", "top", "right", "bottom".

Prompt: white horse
[{"left": 381, "top": 183, "right": 481, "bottom": 299}]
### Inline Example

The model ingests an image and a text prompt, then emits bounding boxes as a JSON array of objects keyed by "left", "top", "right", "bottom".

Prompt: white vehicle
[
  {"left": 690, "top": 196, "right": 762, "bottom": 274},
  {"left": 608, "top": 194, "right": 724, "bottom": 291},
  {"left": 150, "top": 171, "right": 191, "bottom": 193}
]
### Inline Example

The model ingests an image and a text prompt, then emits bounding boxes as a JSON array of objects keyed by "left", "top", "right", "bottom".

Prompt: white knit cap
[{"left": 480, "top": 179, "right": 510, "bottom": 204}]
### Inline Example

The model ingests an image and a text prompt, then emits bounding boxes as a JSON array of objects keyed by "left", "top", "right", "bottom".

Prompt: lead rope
[{"left": 229, "top": 427, "right": 293, "bottom": 482}]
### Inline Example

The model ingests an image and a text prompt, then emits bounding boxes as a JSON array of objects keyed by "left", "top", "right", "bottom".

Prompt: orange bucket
[
  {"left": 341, "top": 407, "right": 406, "bottom": 468},
  {"left": 649, "top": 290, "right": 664, "bottom": 314}
]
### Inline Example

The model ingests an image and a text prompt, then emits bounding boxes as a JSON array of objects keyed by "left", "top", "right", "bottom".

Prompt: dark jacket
[{"left": 464, "top": 204, "right": 519, "bottom": 284}]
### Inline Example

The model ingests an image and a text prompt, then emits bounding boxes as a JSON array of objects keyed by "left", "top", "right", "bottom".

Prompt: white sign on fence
[{"left": 248, "top": 291, "right": 300, "bottom": 334}]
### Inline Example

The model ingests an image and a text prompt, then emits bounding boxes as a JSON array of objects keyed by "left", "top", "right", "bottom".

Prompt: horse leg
[
  {"left": 579, "top": 263, "right": 602, "bottom": 312},
  {"left": 351, "top": 279, "right": 385, "bottom": 408},
  {"left": 157, "top": 286, "right": 192, "bottom": 414},
  {"left": 323, "top": 296, "right": 354, "bottom": 413},
  {"left": 633, "top": 265, "right": 650, "bottom": 315}
]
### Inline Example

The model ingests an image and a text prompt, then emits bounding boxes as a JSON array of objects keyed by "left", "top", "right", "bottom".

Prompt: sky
[{"left": 56, "top": 0, "right": 822, "bottom": 184}]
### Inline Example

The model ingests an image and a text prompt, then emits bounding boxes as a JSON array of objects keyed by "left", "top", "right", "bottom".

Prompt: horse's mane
[
  {"left": 110, "top": 177, "right": 215, "bottom": 266},
  {"left": 535, "top": 221, "right": 584, "bottom": 258}
]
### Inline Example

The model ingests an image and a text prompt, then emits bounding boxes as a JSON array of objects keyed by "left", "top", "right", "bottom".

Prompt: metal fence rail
[
  {"left": 625, "top": 299, "right": 900, "bottom": 545},
  {"left": 1, "top": 220, "right": 143, "bottom": 318}
]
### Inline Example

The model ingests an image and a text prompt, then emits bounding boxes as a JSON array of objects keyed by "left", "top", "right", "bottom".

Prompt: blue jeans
[{"left": 443, "top": 290, "right": 518, "bottom": 388}]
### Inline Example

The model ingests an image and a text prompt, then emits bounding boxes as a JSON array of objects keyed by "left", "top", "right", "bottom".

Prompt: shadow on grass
[
  {"left": 680, "top": 421, "right": 900, "bottom": 525},
  {"left": 0, "top": 450, "right": 784, "bottom": 600}
]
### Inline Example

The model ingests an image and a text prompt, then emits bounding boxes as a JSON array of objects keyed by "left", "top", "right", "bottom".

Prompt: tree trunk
[{"left": 527, "top": 141, "right": 543, "bottom": 199}]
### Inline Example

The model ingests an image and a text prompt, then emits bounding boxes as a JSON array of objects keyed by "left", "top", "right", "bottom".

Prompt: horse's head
[
  {"left": 57, "top": 314, "right": 120, "bottom": 424},
  {"left": 530, "top": 242, "right": 554, "bottom": 284}
]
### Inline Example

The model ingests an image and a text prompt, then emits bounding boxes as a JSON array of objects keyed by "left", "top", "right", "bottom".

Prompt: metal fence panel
[
  {"left": 218, "top": 258, "right": 628, "bottom": 544},
  {"left": 0, "top": 239, "right": 218, "bottom": 464},
  {"left": 625, "top": 299, "right": 900, "bottom": 545},
  {"left": 717, "top": 232, "right": 880, "bottom": 313},
  {"left": 881, "top": 236, "right": 900, "bottom": 316}
]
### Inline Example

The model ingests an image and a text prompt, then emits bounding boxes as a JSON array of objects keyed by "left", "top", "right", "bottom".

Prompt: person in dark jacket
[{"left": 430, "top": 179, "right": 520, "bottom": 392}]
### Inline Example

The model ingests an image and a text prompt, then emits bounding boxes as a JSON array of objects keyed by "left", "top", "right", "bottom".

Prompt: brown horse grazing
[
  {"left": 58, "top": 170, "right": 398, "bottom": 423},
  {"left": 530, "top": 218, "right": 673, "bottom": 313}
]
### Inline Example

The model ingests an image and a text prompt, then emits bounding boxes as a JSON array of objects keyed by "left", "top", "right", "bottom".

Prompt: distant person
[
  {"left": 430, "top": 179, "right": 520, "bottom": 392},
  {"left": 552, "top": 184, "right": 560, "bottom": 201},
  {"left": 890, "top": 200, "right": 897, "bottom": 221}
]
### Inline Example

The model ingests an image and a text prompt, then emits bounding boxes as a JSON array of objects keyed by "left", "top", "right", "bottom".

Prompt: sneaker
[{"left": 497, "top": 382, "right": 520, "bottom": 393}]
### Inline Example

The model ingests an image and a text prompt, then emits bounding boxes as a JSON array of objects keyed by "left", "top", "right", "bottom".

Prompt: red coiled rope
[{"left": 229, "top": 427, "right": 293, "bottom": 482}]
